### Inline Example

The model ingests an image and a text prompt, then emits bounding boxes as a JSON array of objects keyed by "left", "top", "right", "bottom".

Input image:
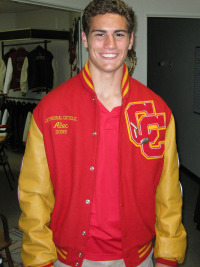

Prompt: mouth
[{"left": 101, "top": 53, "right": 118, "bottom": 58}]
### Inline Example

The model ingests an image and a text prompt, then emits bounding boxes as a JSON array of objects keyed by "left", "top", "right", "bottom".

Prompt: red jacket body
[{"left": 18, "top": 63, "right": 186, "bottom": 267}]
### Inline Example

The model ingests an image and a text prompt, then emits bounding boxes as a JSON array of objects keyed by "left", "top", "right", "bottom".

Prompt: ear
[
  {"left": 82, "top": 31, "right": 88, "bottom": 48},
  {"left": 128, "top": 32, "right": 134, "bottom": 50}
]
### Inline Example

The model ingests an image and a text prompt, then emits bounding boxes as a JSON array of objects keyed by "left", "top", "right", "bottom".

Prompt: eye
[
  {"left": 95, "top": 32, "right": 105, "bottom": 37},
  {"left": 116, "top": 33, "right": 124, "bottom": 37},
  {"left": 115, "top": 32, "right": 126, "bottom": 39}
]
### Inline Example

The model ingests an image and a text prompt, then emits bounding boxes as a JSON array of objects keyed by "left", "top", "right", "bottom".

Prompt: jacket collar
[{"left": 81, "top": 61, "right": 130, "bottom": 99}]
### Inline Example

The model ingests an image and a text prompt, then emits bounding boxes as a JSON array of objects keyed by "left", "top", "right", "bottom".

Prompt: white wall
[
  {"left": 0, "top": 13, "right": 16, "bottom": 62},
  {"left": 12, "top": 0, "right": 200, "bottom": 84},
  {"left": 0, "top": 13, "right": 16, "bottom": 32}
]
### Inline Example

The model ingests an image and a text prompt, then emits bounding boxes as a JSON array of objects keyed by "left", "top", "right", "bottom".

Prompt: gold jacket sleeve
[
  {"left": 18, "top": 116, "right": 57, "bottom": 267},
  {"left": 154, "top": 114, "right": 187, "bottom": 263}
]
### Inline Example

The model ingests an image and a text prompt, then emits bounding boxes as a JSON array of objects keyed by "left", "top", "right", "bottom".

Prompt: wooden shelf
[{"left": 0, "top": 28, "right": 70, "bottom": 42}]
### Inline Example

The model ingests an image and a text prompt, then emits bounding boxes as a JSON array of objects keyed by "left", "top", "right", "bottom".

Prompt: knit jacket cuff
[{"left": 156, "top": 258, "right": 178, "bottom": 266}]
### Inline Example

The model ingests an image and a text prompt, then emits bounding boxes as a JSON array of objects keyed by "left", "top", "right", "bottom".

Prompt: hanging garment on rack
[
  {"left": 69, "top": 17, "right": 81, "bottom": 77},
  {"left": 1, "top": 109, "right": 9, "bottom": 126},
  {"left": 20, "top": 45, "right": 57, "bottom": 95},
  {"left": 69, "top": 18, "right": 80, "bottom": 77},
  {"left": 4, "top": 100, "right": 36, "bottom": 152},
  {"left": 0, "top": 101, "right": 8, "bottom": 125},
  {"left": 3, "top": 47, "right": 28, "bottom": 94},
  {"left": 0, "top": 109, "right": 9, "bottom": 137},
  {"left": 0, "top": 48, "right": 16, "bottom": 92},
  {"left": 0, "top": 103, "right": 9, "bottom": 137},
  {"left": 22, "top": 111, "right": 32, "bottom": 142}
]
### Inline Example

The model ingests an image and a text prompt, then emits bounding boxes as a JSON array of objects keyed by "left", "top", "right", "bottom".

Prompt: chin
[{"left": 102, "top": 63, "right": 124, "bottom": 73}]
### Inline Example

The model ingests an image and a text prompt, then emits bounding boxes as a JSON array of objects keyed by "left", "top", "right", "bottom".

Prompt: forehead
[{"left": 89, "top": 13, "right": 128, "bottom": 32}]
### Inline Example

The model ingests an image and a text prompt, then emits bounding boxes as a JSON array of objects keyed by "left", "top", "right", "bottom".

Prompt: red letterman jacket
[{"left": 18, "top": 62, "right": 186, "bottom": 267}]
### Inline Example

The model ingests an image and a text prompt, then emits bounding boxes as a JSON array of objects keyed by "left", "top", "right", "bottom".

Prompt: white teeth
[{"left": 101, "top": 54, "right": 117, "bottom": 58}]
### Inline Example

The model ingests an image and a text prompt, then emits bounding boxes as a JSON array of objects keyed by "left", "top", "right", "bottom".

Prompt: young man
[{"left": 18, "top": 0, "right": 187, "bottom": 267}]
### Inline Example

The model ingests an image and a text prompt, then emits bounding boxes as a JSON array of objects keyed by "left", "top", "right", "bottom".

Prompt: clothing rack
[
  {"left": 5, "top": 96, "right": 41, "bottom": 102},
  {"left": 0, "top": 28, "right": 70, "bottom": 57},
  {"left": 1, "top": 40, "right": 51, "bottom": 56},
  {"left": 0, "top": 28, "right": 70, "bottom": 102}
]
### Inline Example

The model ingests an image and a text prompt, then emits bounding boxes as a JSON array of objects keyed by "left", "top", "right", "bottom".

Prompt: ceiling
[{"left": 0, "top": 0, "right": 42, "bottom": 14}]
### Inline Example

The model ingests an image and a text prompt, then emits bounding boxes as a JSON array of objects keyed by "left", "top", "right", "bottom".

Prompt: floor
[{"left": 0, "top": 148, "right": 200, "bottom": 266}]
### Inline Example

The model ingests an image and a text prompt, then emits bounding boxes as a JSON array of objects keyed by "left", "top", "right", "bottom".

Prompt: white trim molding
[{"left": 11, "top": 0, "right": 90, "bottom": 12}]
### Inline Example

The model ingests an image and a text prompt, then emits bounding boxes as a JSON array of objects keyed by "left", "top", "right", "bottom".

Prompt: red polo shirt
[{"left": 85, "top": 100, "right": 123, "bottom": 260}]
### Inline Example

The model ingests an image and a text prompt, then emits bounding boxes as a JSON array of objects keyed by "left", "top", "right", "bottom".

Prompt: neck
[{"left": 89, "top": 63, "right": 124, "bottom": 111}]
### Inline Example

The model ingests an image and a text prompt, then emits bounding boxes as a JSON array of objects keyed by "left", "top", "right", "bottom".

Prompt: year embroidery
[{"left": 125, "top": 101, "right": 166, "bottom": 159}]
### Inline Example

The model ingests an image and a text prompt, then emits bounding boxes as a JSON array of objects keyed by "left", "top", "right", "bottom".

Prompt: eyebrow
[{"left": 91, "top": 29, "right": 128, "bottom": 33}]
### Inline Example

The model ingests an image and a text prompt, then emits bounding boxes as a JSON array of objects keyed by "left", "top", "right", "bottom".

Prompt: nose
[{"left": 104, "top": 34, "right": 116, "bottom": 49}]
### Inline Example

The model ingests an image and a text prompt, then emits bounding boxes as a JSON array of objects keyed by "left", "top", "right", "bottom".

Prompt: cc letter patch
[{"left": 125, "top": 101, "right": 166, "bottom": 159}]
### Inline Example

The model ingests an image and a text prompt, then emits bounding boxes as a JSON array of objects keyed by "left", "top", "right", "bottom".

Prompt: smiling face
[{"left": 82, "top": 13, "right": 134, "bottom": 75}]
